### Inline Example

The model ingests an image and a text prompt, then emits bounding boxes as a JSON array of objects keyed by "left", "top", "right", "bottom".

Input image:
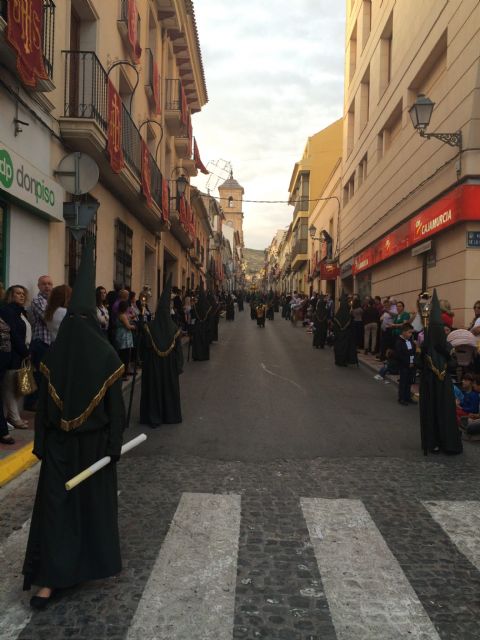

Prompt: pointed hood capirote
[
  {"left": 423, "top": 289, "right": 450, "bottom": 378},
  {"left": 144, "top": 273, "right": 181, "bottom": 354},
  {"left": 315, "top": 295, "right": 328, "bottom": 321},
  {"left": 40, "top": 238, "right": 124, "bottom": 432},
  {"left": 334, "top": 292, "right": 351, "bottom": 329},
  {"left": 193, "top": 281, "right": 210, "bottom": 321}
]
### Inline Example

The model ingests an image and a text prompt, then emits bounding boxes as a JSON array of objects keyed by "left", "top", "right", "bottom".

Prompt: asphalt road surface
[{"left": 2, "top": 309, "right": 480, "bottom": 640}]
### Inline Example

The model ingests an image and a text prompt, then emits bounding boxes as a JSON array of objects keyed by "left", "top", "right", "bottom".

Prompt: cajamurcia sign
[{"left": 352, "top": 184, "right": 480, "bottom": 275}]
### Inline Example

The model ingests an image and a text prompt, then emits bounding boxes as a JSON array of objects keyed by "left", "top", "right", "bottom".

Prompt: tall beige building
[
  {"left": 288, "top": 120, "right": 343, "bottom": 294},
  {"left": 341, "top": 0, "right": 480, "bottom": 324}
]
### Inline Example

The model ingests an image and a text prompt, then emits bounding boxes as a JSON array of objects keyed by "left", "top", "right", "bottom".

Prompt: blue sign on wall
[{"left": 467, "top": 231, "right": 480, "bottom": 248}]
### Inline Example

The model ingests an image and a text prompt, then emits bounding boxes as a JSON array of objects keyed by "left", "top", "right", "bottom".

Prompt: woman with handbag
[{"left": 0, "top": 285, "right": 32, "bottom": 429}]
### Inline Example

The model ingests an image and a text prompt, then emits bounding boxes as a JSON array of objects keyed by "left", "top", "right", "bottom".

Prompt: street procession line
[
  {"left": 0, "top": 519, "right": 33, "bottom": 640},
  {"left": 300, "top": 498, "right": 441, "bottom": 640},
  {"left": 126, "top": 492, "right": 241, "bottom": 640},
  {"left": 260, "top": 362, "right": 307, "bottom": 395},
  {"left": 423, "top": 501, "right": 480, "bottom": 570}
]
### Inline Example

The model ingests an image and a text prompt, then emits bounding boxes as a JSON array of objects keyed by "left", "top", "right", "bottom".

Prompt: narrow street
[{"left": 2, "top": 312, "right": 480, "bottom": 640}]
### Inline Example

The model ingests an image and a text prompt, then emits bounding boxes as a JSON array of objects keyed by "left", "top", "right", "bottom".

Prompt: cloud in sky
[{"left": 191, "top": 1, "right": 346, "bottom": 249}]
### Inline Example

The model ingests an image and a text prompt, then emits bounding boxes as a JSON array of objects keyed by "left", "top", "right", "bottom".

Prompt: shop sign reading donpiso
[{"left": 0, "top": 141, "right": 63, "bottom": 221}]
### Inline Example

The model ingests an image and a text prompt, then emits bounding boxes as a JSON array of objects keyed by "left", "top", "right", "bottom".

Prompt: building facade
[
  {"left": 341, "top": 0, "right": 480, "bottom": 324},
  {"left": 288, "top": 119, "right": 343, "bottom": 294},
  {"left": 0, "top": 0, "right": 211, "bottom": 304}
]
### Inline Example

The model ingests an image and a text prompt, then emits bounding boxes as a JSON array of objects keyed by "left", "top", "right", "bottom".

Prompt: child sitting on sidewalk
[
  {"left": 459, "top": 375, "right": 480, "bottom": 435},
  {"left": 456, "top": 373, "right": 480, "bottom": 421},
  {"left": 373, "top": 348, "right": 398, "bottom": 384}
]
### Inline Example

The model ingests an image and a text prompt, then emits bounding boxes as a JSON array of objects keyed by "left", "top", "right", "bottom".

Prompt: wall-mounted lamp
[{"left": 408, "top": 94, "right": 462, "bottom": 149}]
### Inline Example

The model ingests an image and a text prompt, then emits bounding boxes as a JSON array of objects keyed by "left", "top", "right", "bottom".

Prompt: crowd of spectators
[{"left": 280, "top": 290, "right": 480, "bottom": 418}]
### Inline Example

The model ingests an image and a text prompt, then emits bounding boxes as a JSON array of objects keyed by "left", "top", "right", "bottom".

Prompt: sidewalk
[
  {"left": 357, "top": 350, "right": 421, "bottom": 397},
  {"left": 0, "top": 374, "right": 140, "bottom": 488}
]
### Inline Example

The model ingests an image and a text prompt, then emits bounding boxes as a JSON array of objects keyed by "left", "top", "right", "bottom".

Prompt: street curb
[
  {"left": 0, "top": 442, "right": 38, "bottom": 488},
  {"left": 357, "top": 355, "right": 400, "bottom": 385},
  {"left": 0, "top": 374, "right": 140, "bottom": 489}
]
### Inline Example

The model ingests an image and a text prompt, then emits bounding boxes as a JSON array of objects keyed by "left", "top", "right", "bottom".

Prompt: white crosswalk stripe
[
  {"left": 4, "top": 496, "right": 480, "bottom": 639},
  {"left": 0, "top": 519, "right": 33, "bottom": 640},
  {"left": 301, "top": 498, "right": 441, "bottom": 640},
  {"left": 126, "top": 492, "right": 241, "bottom": 640},
  {"left": 423, "top": 500, "right": 480, "bottom": 570}
]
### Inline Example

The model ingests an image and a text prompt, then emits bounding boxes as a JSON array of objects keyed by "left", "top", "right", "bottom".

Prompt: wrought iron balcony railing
[
  {"left": 0, "top": 0, "right": 55, "bottom": 82},
  {"left": 63, "top": 50, "right": 164, "bottom": 211},
  {"left": 291, "top": 238, "right": 308, "bottom": 260}
]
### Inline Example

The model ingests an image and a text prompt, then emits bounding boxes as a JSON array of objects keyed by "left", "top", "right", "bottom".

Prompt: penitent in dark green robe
[
  {"left": 23, "top": 379, "right": 125, "bottom": 590},
  {"left": 140, "top": 326, "right": 183, "bottom": 426},
  {"left": 333, "top": 296, "right": 358, "bottom": 366},
  {"left": 191, "top": 297, "right": 211, "bottom": 361},
  {"left": 22, "top": 238, "right": 126, "bottom": 591}
]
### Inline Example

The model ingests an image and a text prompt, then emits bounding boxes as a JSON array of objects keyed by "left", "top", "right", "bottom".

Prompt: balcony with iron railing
[
  {"left": 168, "top": 192, "right": 193, "bottom": 249},
  {"left": 60, "top": 50, "right": 168, "bottom": 232},
  {"left": 290, "top": 238, "right": 308, "bottom": 267},
  {"left": 0, "top": 0, "right": 55, "bottom": 91}
]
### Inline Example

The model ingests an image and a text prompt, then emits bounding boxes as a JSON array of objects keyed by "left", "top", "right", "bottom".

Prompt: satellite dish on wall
[{"left": 55, "top": 152, "right": 99, "bottom": 195}]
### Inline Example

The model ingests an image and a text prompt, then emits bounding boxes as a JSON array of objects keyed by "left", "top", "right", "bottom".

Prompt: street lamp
[
  {"left": 176, "top": 174, "right": 188, "bottom": 196},
  {"left": 408, "top": 94, "right": 462, "bottom": 149}
]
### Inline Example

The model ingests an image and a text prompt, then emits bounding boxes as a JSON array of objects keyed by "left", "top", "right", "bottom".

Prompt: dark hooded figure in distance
[
  {"left": 333, "top": 293, "right": 358, "bottom": 366},
  {"left": 140, "top": 274, "right": 183, "bottom": 427},
  {"left": 237, "top": 291, "right": 244, "bottom": 311},
  {"left": 225, "top": 293, "right": 235, "bottom": 321},
  {"left": 417, "top": 289, "right": 462, "bottom": 456},
  {"left": 23, "top": 238, "right": 126, "bottom": 609},
  {"left": 313, "top": 295, "right": 329, "bottom": 349},
  {"left": 191, "top": 283, "right": 211, "bottom": 361},
  {"left": 207, "top": 292, "right": 220, "bottom": 343}
]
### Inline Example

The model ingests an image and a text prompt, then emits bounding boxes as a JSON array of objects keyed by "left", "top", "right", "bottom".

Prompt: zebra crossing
[{"left": 1, "top": 493, "right": 480, "bottom": 639}]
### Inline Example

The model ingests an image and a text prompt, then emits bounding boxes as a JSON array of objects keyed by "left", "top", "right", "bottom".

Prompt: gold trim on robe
[
  {"left": 144, "top": 326, "right": 181, "bottom": 358},
  {"left": 39, "top": 362, "right": 125, "bottom": 432}
]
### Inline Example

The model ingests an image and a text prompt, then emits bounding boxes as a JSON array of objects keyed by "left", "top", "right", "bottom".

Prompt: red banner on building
[
  {"left": 127, "top": 0, "right": 142, "bottom": 64},
  {"left": 107, "top": 80, "right": 124, "bottom": 174},
  {"left": 179, "top": 194, "right": 187, "bottom": 225},
  {"left": 180, "top": 83, "right": 188, "bottom": 126},
  {"left": 141, "top": 140, "right": 152, "bottom": 208},
  {"left": 320, "top": 262, "right": 340, "bottom": 280},
  {"left": 161, "top": 177, "right": 169, "bottom": 221},
  {"left": 6, "top": 0, "right": 48, "bottom": 88},
  {"left": 194, "top": 138, "right": 209, "bottom": 175},
  {"left": 153, "top": 59, "right": 161, "bottom": 115}
]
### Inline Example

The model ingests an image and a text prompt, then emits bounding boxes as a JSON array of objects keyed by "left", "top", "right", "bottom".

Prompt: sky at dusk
[{"left": 191, "top": 1, "right": 346, "bottom": 250}]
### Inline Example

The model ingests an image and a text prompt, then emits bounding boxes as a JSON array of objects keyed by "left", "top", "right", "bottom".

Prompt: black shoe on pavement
[{"left": 398, "top": 400, "right": 409, "bottom": 406}]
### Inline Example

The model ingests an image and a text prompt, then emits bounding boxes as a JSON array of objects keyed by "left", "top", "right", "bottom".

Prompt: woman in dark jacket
[
  {"left": 0, "top": 285, "right": 31, "bottom": 429},
  {"left": 0, "top": 317, "right": 14, "bottom": 443}
]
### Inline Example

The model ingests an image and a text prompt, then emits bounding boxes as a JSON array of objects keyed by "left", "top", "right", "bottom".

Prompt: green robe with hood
[
  {"left": 23, "top": 238, "right": 125, "bottom": 591},
  {"left": 140, "top": 274, "right": 183, "bottom": 426},
  {"left": 333, "top": 293, "right": 358, "bottom": 366},
  {"left": 191, "top": 284, "right": 211, "bottom": 361},
  {"left": 313, "top": 296, "right": 328, "bottom": 348},
  {"left": 418, "top": 289, "right": 462, "bottom": 455}
]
